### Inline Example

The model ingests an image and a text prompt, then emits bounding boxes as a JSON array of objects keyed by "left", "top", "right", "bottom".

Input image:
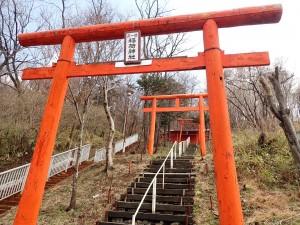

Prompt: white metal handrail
[
  {"left": 94, "top": 133, "right": 139, "bottom": 162},
  {"left": 186, "top": 136, "right": 190, "bottom": 147},
  {"left": 114, "top": 140, "right": 124, "bottom": 153},
  {"left": 132, "top": 141, "right": 178, "bottom": 225},
  {"left": 0, "top": 163, "right": 30, "bottom": 201},
  {"left": 49, "top": 144, "right": 91, "bottom": 178},
  {"left": 132, "top": 137, "right": 191, "bottom": 224},
  {"left": 94, "top": 147, "right": 106, "bottom": 162},
  {"left": 0, "top": 144, "right": 91, "bottom": 201},
  {"left": 178, "top": 136, "right": 190, "bottom": 157},
  {"left": 115, "top": 133, "right": 139, "bottom": 154},
  {"left": 48, "top": 148, "right": 76, "bottom": 178}
]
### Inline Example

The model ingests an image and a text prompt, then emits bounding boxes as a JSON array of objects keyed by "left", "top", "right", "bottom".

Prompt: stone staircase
[{"left": 97, "top": 145, "right": 196, "bottom": 225}]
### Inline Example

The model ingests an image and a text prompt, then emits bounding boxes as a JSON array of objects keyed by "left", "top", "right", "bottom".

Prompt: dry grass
[
  {"left": 2, "top": 136, "right": 300, "bottom": 225},
  {"left": 241, "top": 178, "right": 300, "bottom": 224},
  {"left": 0, "top": 153, "right": 151, "bottom": 225},
  {"left": 193, "top": 147, "right": 219, "bottom": 225},
  {"left": 193, "top": 135, "right": 300, "bottom": 225}
]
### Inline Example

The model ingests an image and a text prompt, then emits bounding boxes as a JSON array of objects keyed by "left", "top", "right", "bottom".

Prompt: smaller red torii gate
[
  {"left": 141, "top": 93, "right": 208, "bottom": 156},
  {"left": 176, "top": 118, "right": 204, "bottom": 144},
  {"left": 177, "top": 118, "right": 196, "bottom": 143}
]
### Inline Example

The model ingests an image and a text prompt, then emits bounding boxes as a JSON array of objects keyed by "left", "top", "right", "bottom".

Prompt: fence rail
[
  {"left": 0, "top": 144, "right": 91, "bottom": 201},
  {"left": 94, "top": 134, "right": 139, "bottom": 163},
  {"left": 0, "top": 133, "right": 140, "bottom": 201}
]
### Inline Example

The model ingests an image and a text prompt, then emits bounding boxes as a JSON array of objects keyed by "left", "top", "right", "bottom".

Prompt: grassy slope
[
  {"left": 2, "top": 132, "right": 300, "bottom": 225},
  {"left": 193, "top": 129, "right": 300, "bottom": 225}
]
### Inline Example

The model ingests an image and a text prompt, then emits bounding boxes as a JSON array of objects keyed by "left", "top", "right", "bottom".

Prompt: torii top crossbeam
[
  {"left": 18, "top": 4, "right": 281, "bottom": 46},
  {"left": 14, "top": 4, "right": 282, "bottom": 225},
  {"left": 141, "top": 93, "right": 209, "bottom": 112}
]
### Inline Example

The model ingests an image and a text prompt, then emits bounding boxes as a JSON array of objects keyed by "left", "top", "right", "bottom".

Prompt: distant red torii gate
[
  {"left": 141, "top": 93, "right": 208, "bottom": 157},
  {"left": 177, "top": 118, "right": 202, "bottom": 144},
  {"left": 14, "top": 4, "right": 282, "bottom": 225}
]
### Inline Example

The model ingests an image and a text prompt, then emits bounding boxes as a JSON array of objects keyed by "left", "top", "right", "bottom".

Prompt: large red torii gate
[
  {"left": 141, "top": 93, "right": 208, "bottom": 157},
  {"left": 14, "top": 4, "right": 282, "bottom": 225}
]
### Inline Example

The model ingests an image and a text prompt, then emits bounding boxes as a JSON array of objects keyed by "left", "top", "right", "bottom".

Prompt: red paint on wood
[
  {"left": 204, "top": 19, "right": 243, "bottom": 225},
  {"left": 148, "top": 98, "right": 157, "bottom": 156},
  {"left": 18, "top": 4, "right": 282, "bottom": 46},
  {"left": 13, "top": 36, "right": 76, "bottom": 225},
  {"left": 22, "top": 52, "right": 270, "bottom": 80},
  {"left": 143, "top": 106, "right": 209, "bottom": 113},
  {"left": 199, "top": 96, "right": 206, "bottom": 156}
]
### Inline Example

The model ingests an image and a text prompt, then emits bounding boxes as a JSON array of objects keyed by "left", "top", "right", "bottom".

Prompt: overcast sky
[{"left": 111, "top": 0, "right": 300, "bottom": 82}]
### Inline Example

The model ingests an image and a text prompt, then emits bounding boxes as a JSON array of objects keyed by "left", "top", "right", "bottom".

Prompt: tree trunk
[
  {"left": 122, "top": 98, "right": 129, "bottom": 153},
  {"left": 143, "top": 100, "right": 149, "bottom": 154},
  {"left": 163, "top": 126, "right": 166, "bottom": 147},
  {"left": 67, "top": 122, "right": 76, "bottom": 150},
  {"left": 155, "top": 113, "right": 161, "bottom": 154},
  {"left": 104, "top": 86, "right": 115, "bottom": 172},
  {"left": 66, "top": 97, "right": 89, "bottom": 211},
  {"left": 259, "top": 67, "right": 300, "bottom": 176},
  {"left": 66, "top": 122, "right": 81, "bottom": 211}
]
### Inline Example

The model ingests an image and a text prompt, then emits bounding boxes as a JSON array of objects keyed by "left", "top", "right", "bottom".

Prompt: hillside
[{"left": 1, "top": 130, "right": 300, "bottom": 224}]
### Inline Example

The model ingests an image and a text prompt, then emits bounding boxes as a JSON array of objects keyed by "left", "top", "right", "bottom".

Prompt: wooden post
[
  {"left": 199, "top": 96, "right": 206, "bottom": 156},
  {"left": 148, "top": 98, "right": 157, "bottom": 155},
  {"left": 203, "top": 19, "right": 243, "bottom": 225},
  {"left": 179, "top": 122, "right": 183, "bottom": 142},
  {"left": 14, "top": 36, "right": 76, "bottom": 225},
  {"left": 175, "top": 97, "right": 180, "bottom": 107}
]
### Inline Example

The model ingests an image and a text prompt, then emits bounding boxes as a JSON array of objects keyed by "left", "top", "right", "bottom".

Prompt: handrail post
[
  {"left": 162, "top": 164, "right": 165, "bottom": 189},
  {"left": 66, "top": 151, "right": 72, "bottom": 172},
  {"left": 21, "top": 165, "right": 30, "bottom": 192},
  {"left": 131, "top": 141, "right": 176, "bottom": 222},
  {"left": 152, "top": 177, "right": 157, "bottom": 213},
  {"left": 170, "top": 147, "right": 173, "bottom": 169},
  {"left": 47, "top": 158, "right": 53, "bottom": 181},
  {"left": 175, "top": 142, "right": 177, "bottom": 159},
  {"left": 179, "top": 142, "right": 182, "bottom": 157}
]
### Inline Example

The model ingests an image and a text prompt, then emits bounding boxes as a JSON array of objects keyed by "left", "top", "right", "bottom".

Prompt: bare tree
[
  {"left": 0, "top": 0, "right": 42, "bottom": 94},
  {"left": 135, "top": 0, "right": 192, "bottom": 152},
  {"left": 66, "top": 78, "right": 96, "bottom": 211},
  {"left": 83, "top": 0, "right": 123, "bottom": 171},
  {"left": 101, "top": 77, "right": 116, "bottom": 170},
  {"left": 259, "top": 67, "right": 300, "bottom": 176},
  {"left": 225, "top": 67, "right": 271, "bottom": 129}
]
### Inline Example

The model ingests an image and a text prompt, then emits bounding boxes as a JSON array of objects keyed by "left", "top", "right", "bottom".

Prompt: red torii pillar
[
  {"left": 15, "top": 4, "right": 282, "bottom": 225},
  {"left": 177, "top": 118, "right": 193, "bottom": 142},
  {"left": 141, "top": 93, "right": 208, "bottom": 157}
]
